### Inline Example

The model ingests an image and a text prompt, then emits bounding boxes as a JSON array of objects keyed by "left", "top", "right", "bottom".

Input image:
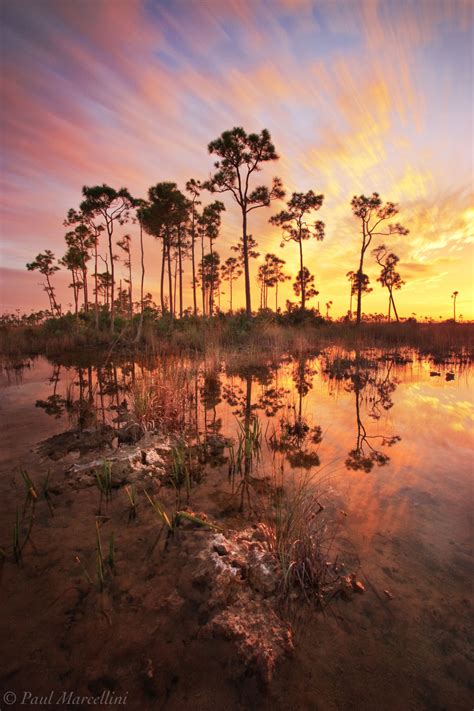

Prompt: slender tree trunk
[
  {"left": 71, "top": 270, "right": 78, "bottom": 316},
  {"left": 201, "top": 233, "right": 205, "bottom": 316},
  {"left": 160, "top": 240, "right": 165, "bottom": 315},
  {"left": 82, "top": 266, "right": 88, "bottom": 313},
  {"left": 128, "top": 251, "right": 133, "bottom": 320},
  {"left": 230, "top": 278, "right": 233, "bottom": 313},
  {"left": 298, "top": 237, "right": 305, "bottom": 309},
  {"left": 191, "top": 209, "right": 197, "bottom": 317},
  {"left": 135, "top": 220, "right": 145, "bottom": 342},
  {"left": 94, "top": 239, "right": 99, "bottom": 328},
  {"left": 349, "top": 286, "right": 353, "bottom": 319},
  {"left": 275, "top": 282, "right": 278, "bottom": 312},
  {"left": 107, "top": 222, "right": 115, "bottom": 332},
  {"left": 242, "top": 209, "right": 251, "bottom": 317},
  {"left": 388, "top": 292, "right": 391, "bottom": 322},
  {"left": 46, "top": 274, "right": 60, "bottom": 315},
  {"left": 167, "top": 239, "right": 173, "bottom": 318},
  {"left": 391, "top": 290, "right": 399, "bottom": 322},
  {"left": 178, "top": 228, "right": 183, "bottom": 318},
  {"left": 173, "top": 254, "right": 178, "bottom": 317},
  {"left": 356, "top": 227, "right": 366, "bottom": 326},
  {"left": 209, "top": 240, "right": 214, "bottom": 317}
]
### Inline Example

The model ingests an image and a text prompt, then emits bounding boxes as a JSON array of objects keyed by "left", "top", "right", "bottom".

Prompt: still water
[{"left": 0, "top": 349, "right": 472, "bottom": 708}]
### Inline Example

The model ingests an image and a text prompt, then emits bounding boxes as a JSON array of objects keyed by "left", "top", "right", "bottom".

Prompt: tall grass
[
  {"left": 259, "top": 473, "right": 341, "bottom": 606},
  {"left": 2, "top": 314, "right": 472, "bottom": 360},
  {"left": 128, "top": 358, "right": 196, "bottom": 436}
]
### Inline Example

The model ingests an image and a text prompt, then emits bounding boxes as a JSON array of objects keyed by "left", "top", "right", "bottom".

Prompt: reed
[
  {"left": 95, "top": 459, "right": 113, "bottom": 513},
  {"left": 144, "top": 490, "right": 220, "bottom": 554},
  {"left": 259, "top": 473, "right": 340, "bottom": 606},
  {"left": 95, "top": 520, "right": 115, "bottom": 589},
  {"left": 20, "top": 469, "right": 38, "bottom": 513},
  {"left": 124, "top": 484, "right": 138, "bottom": 521}
]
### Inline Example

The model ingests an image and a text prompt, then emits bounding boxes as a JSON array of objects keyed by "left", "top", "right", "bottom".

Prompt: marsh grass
[
  {"left": 124, "top": 484, "right": 138, "bottom": 521},
  {"left": 95, "top": 459, "right": 113, "bottom": 513},
  {"left": 129, "top": 358, "right": 196, "bottom": 436},
  {"left": 20, "top": 469, "right": 38, "bottom": 513},
  {"left": 12, "top": 507, "right": 35, "bottom": 564},
  {"left": 95, "top": 520, "right": 115, "bottom": 590},
  {"left": 226, "top": 415, "right": 263, "bottom": 510},
  {"left": 144, "top": 490, "right": 220, "bottom": 555},
  {"left": 259, "top": 473, "right": 343, "bottom": 607},
  {"left": 170, "top": 439, "right": 192, "bottom": 504}
]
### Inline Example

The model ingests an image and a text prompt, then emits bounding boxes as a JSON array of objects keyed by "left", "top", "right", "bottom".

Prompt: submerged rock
[
  {"left": 39, "top": 426, "right": 117, "bottom": 460},
  {"left": 193, "top": 530, "right": 292, "bottom": 682}
]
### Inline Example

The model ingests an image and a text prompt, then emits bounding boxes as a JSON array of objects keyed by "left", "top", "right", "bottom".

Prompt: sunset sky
[{"left": 1, "top": 0, "right": 473, "bottom": 319}]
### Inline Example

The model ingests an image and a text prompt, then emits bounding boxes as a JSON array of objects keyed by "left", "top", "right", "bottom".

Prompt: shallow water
[{"left": 0, "top": 349, "right": 473, "bottom": 709}]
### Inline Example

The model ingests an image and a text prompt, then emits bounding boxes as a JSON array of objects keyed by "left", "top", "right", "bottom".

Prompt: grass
[
  {"left": 95, "top": 459, "right": 113, "bottom": 513},
  {"left": 124, "top": 484, "right": 138, "bottom": 521},
  {"left": 95, "top": 520, "right": 115, "bottom": 590},
  {"left": 20, "top": 468, "right": 38, "bottom": 513},
  {"left": 258, "top": 473, "right": 343, "bottom": 606},
  {"left": 227, "top": 415, "right": 263, "bottom": 510},
  {"left": 1, "top": 312, "right": 472, "bottom": 361},
  {"left": 144, "top": 490, "right": 220, "bottom": 555},
  {"left": 12, "top": 507, "right": 35, "bottom": 564},
  {"left": 170, "top": 440, "right": 191, "bottom": 505},
  {"left": 128, "top": 359, "right": 196, "bottom": 436}
]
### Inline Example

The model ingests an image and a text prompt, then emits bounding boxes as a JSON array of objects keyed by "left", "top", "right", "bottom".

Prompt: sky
[{"left": 1, "top": 0, "right": 473, "bottom": 319}]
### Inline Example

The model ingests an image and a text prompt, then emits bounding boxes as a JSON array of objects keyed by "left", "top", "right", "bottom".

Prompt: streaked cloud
[{"left": 0, "top": 0, "right": 472, "bottom": 318}]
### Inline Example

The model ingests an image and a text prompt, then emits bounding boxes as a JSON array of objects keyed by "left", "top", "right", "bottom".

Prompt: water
[{"left": 0, "top": 349, "right": 472, "bottom": 709}]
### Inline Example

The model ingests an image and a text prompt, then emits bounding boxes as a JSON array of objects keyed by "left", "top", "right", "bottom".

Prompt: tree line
[{"left": 26, "top": 126, "right": 411, "bottom": 333}]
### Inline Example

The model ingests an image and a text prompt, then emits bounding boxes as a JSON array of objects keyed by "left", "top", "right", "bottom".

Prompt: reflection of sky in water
[{"left": 0, "top": 353, "right": 472, "bottom": 553}]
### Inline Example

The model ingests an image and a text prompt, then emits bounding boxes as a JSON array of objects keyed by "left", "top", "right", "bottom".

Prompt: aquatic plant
[
  {"left": 95, "top": 520, "right": 115, "bottom": 590},
  {"left": 259, "top": 474, "right": 342, "bottom": 606},
  {"left": 124, "top": 484, "right": 138, "bottom": 521},
  {"left": 170, "top": 439, "right": 191, "bottom": 504},
  {"left": 20, "top": 469, "right": 38, "bottom": 513},
  {"left": 12, "top": 508, "right": 35, "bottom": 565},
  {"left": 95, "top": 459, "right": 113, "bottom": 513},
  {"left": 144, "top": 490, "right": 219, "bottom": 554}
]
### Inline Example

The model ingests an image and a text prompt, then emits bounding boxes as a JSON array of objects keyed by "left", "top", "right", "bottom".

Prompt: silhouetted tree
[
  {"left": 26, "top": 250, "right": 61, "bottom": 315},
  {"left": 350, "top": 193, "right": 408, "bottom": 325},
  {"left": 198, "top": 252, "right": 221, "bottom": 317},
  {"left": 270, "top": 190, "right": 325, "bottom": 309},
  {"left": 60, "top": 246, "right": 83, "bottom": 316},
  {"left": 140, "top": 182, "right": 187, "bottom": 317},
  {"left": 372, "top": 245, "right": 404, "bottom": 322},
  {"left": 198, "top": 201, "right": 225, "bottom": 317},
  {"left": 325, "top": 300, "right": 333, "bottom": 319},
  {"left": 221, "top": 256, "right": 242, "bottom": 312},
  {"left": 451, "top": 290, "right": 459, "bottom": 322},
  {"left": 134, "top": 200, "right": 147, "bottom": 342},
  {"left": 205, "top": 127, "right": 284, "bottom": 316},
  {"left": 79, "top": 185, "right": 135, "bottom": 331},
  {"left": 117, "top": 234, "right": 133, "bottom": 320},
  {"left": 185, "top": 179, "right": 202, "bottom": 317},
  {"left": 346, "top": 270, "right": 372, "bottom": 318},
  {"left": 63, "top": 223, "right": 95, "bottom": 313},
  {"left": 64, "top": 208, "right": 104, "bottom": 328},
  {"left": 257, "top": 253, "right": 288, "bottom": 310},
  {"left": 293, "top": 267, "right": 318, "bottom": 305}
]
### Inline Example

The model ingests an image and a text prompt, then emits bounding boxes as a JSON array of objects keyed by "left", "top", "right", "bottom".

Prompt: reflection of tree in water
[
  {"left": 36, "top": 360, "right": 140, "bottom": 429},
  {"left": 327, "top": 355, "right": 401, "bottom": 472},
  {"left": 200, "top": 369, "right": 222, "bottom": 433},
  {"left": 269, "top": 356, "right": 323, "bottom": 469}
]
